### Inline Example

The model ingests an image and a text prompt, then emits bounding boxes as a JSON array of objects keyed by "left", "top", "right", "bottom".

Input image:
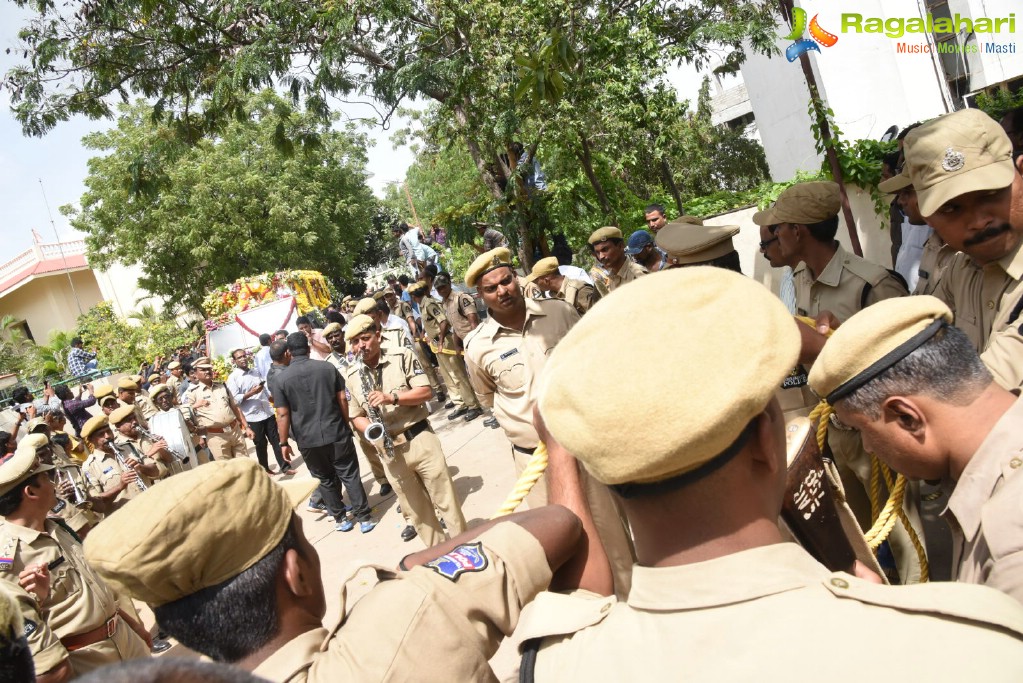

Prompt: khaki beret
[
  {"left": 109, "top": 404, "right": 136, "bottom": 425},
  {"left": 527, "top": 257, "right": 560, "bottom": 283},
  {"left": 93, "top": 383, "right": 115, "bottom": 400},
  {"left": 193, "top": 356, "right": 213, "bottom": 368},
  {"left": 167, "top": 360, "right": 181, "bottom": 370},
  {"left": 25, "top": 417, "right": 48, "bottom": 433},
  {"left": 149, "top": 383, "right": 170, "bottom": 400},
  {"left": 587, "top": 226, "right": 623, "bottom": 245},
  {"left": 465, "top": 247, "right": 514, "bottom": 288},
  {"left": 752, "top": 181, "right": 841, "bottom": 226},
  {"left": 538, "top": 267, "right": 799, "bottom": 486},
  {"left": 116, "top": 377, "right": 139, "bottom": 391},
  {"left": 147, "top": 373, "right": 161, "bottom": 384},
  {"left": 344, "top": 314, "right": 377, "bottom": 342},
  {"left": 81, "top": 415, "right": 110, "bottom": 440},
  {"left": 656, "top": 223, "right": 740, "bottom": 266},
  {"left": 353, "top": 297, "right": 378, "bottom": 316},
  {"left": 322, "top": 322, "right": 343, "bottom": 337},
  {"left": 808, "top": 296, "right": 954, "bottom": 404},
  {"left": 342, "top": 295, "right": 353, "bottom": 303},
  {"left": 129, "top": 375, "right": 144, "bottom": 385},
  {"left": 372, "top": 289, "right": 387, "bottom": 301},
  {"left": 84, "top": 459, "right": 318, "bottom": 607},
  {"left": 0, "top": 436, "right": 55, "bottom": 496},
  {"left": 0, "top": 585, "right": 24, "bottom": 642},
  {"left": 897, "top": 109, "right": 1014, "bottom": 217}
]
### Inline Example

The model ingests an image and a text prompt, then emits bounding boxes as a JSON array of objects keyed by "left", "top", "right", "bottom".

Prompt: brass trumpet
[
  {"left": 112, "top": 443, "right": 149, "bottom": 492},
  {"left": 55, "top": 465, "right": 91, "bottom": 509}
]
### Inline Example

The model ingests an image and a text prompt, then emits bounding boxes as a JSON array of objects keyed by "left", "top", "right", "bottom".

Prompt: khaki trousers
[
  {"left": 382, "top": 427, "right": 466, "bottom": 547},
  {"left": 206, "top": 425, "right": 247, "bottom": 460},
  {"left": 437, "top": 353, "right": 480, "bottom": 409},
  {"left": 354, "top": 432, "right": 388, "bottom": 485}
]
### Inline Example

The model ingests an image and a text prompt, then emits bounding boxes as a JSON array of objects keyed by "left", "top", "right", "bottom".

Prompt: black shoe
[
  {"left": 401, "top": 525, "right": 418, "bottom": 542},
  {"left": 463, "top": 408, "right": 483, "bottom": 422},
  {"left": 379, "top": 483, "right": 393, "bottom": 496},
  {"left": 435, "top": 393, "right": 447, "bottom": 403},
  {"left": 447, "top": 407, "right": 468, "bottom": 420},
  {"left": 151, "top": 638, "right": 172, "bottom": 654},
  {"left": 444, "top": 401, "right": 456, "bottom": 409},
  {"left": 483, "top": 416, "right": 498, "bottom": 428}
]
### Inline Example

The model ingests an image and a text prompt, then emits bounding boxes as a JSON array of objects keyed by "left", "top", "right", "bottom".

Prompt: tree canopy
[{"left": 63, "top": 91, "right": 378, "bottom": 312}]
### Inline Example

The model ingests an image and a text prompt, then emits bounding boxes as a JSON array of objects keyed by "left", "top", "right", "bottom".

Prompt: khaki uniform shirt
[
  {"left": 556, "top": 277, "right": 600, "bottom": 316},
  {"left": 116, "top": 398, "right": 150, "bottom": 431},
  {"left": 395, "top": 299, "right": 416, "bottom": 327},
  {"left": 442, "top": 291, "right": 478, "bottom": 340},
  {"left": 793, "top": 244, "right": 908, "bottom": 322},
  {"left": 913, "top": 232, "right": 955, "bottom": 296},
  {"left": 325, "top": 351, "right": 349, "bottom": 376},
  {"left": 83, "top": 448, "right": 153, "bottom": 505},
  {"left": 516, "top": 543, "right": 1023, "bottom": 680},
  {"left": 134, "top": 393, "right": 157, "bottom": 420},
  {"left": 345, "top": 346, "right": 431, "bottom": 435},
  {"left": 381, "top": 327, "right": 414, "bottom": 353},
  {"left": 0, "top": 519, "right": 120, "bottom": 674},
  {"left": 419, "top": 297, "right": 454, "bottom": 346},
  {"left": 113, "top": 433, "right": 170, "bottom": 480},
  {"left": 943, "top": 396, "right": 1023, "bottom": 604},
  {"left": 165, "top": 374, "right": 181, "bottom": 393},
  {"left": 606, "top": 258, "right": 647, "bottom": 293},
  {"left": 187, "top": 382, "right": 239, "bottom": 428},
  {"left": 933, "top": 240, "right": 1023, "bottom": 389},
  {"left": 463, "top": 299, "right": 579, "bottom": 448},
  {"left": 252, "top": 523, "right": 551, "bottom": 682}
]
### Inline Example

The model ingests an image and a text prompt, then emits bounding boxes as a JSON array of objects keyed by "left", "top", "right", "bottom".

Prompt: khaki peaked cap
[
  {"left": 80, "top": 415, "right": 110, "bottom": 440},
  {"left": 538, "top": 267, "right": 800, "bottom": 485},
  {"left": 149, "top": 383, "right": 171, "bottom": 400},
  {"left": 587, "top": 226, "right": 623, "bottom": 245},
  {"left": 465, "top": 247, "right": 514, "bottom": 288},
  {"left": 116, "top": 378, "right": 139, "bottom": 391},
  {"left": 808, "top": 296, "right": 954, "bottom": 404},
  {"left": 527, "top": 257, "right": 560, "bottom": 283},
  {"left": 84, "top": 459, "right": 317, "bottom": 607},
  {"left": 656, "top": 223, "right": 740, "bottom": 265},
  {"left": 109, "top": 405, "right": 136, "bottom": 425},
  {"left": 322, "top": 322, "right": 343, "bottom": 337},
  {"left": 354, "top": 297, "right": 379, "bottom": 316},
  {"left": 891, "top": 109, "right": 1014, "bottom": 217},
  {"left": 93, "top": 384, "right": 115, "bottom": 400},
  {"left": 752, "top": 181, "right": 841, "bottom": 226},
  {"left": 407, "top": 281, "right": 429, "bottom": 296}
]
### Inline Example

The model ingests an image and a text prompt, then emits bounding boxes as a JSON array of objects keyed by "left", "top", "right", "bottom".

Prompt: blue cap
[{"left": 625, "top": 230, "right": 654, "bottom": 255}]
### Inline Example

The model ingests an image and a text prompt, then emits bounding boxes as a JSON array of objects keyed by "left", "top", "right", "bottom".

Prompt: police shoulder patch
[{"left": 424, "top": 542, "right": 489, "bottom": 581}]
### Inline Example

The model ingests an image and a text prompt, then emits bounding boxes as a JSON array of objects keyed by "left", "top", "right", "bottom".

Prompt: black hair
[
  {"left": 153, "top": 521, "right": 300, "bottom": 662},
  {"left": 702, "top": 250, "right": 742, "bottom": 274},
  {"left": 295, "top": 316, "right": 311, "bottom": 327},
  {"left": 376, "top": 300, "right": 391, "bottom": 316},
  {"left": 269, "top": 340, "right": 289, "bottom": 362},
  {"left": 286, "top": 332, "right": 309, "bottom": 354},
  {"left": 0, "top": 432, "right": 14, "bottom": 454},
  {"left": 896, "top": 122, "right": 923, "bottom": 141},
  {"left": 325, "top": 310, "right": 345, "bottom": 325},
  {"left": 11, "top": 387, "right": 31, "bottom": 404},
  {"left": 274, "top": 329, "right": 288, "bottom": 338},
  {"left": 804, "top": 215, "right": 840, "bottom": 243},
  {"left": 644, "top": 203, "right": 666, "bottom": 216},
  {"left": 71, "top": 337, "right": 84, "bottom": 347},
  {"left": 0, "top": 473, "right": 42, "bottom": 517},
  {"left": 51, "top": 433, "right": 71, "bottom": 451},
  {"left": 397, "top": 275, "right": 411, "bottom": 286},
  {"left": 0, "top": 630, "right": 33, "bottom": 683},
  {"left": 424, "top": 264, "right": 438, "bottom": 278},
  {"left": 258, "top": 334, "right": 271, "bottom": 346},
  {"left": 55, "top": 385, "right": 74, "bottom": 401}
]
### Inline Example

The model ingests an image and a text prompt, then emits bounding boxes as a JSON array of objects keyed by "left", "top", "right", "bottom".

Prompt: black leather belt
[
  {"left": 513, "top": 445, "right": 536, "bottom": 455},
  {"left": 403, "top": 420, "right": 430, "bottom": 440}
]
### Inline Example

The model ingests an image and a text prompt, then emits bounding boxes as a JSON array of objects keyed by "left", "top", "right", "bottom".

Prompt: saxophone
[{"left": 355, "top": 351, "right": 396, "bottom": 461}]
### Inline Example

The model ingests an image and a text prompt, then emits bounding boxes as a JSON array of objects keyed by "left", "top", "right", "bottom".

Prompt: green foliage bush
[{"left": 75, "top": 302, "right": 195, "bottom": 372}]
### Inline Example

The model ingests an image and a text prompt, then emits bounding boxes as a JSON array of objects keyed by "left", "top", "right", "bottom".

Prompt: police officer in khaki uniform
[
  {"left": 84, "top": 458, "right": 582, "bottom": 681},
  {"left": 810, "top": 296, "right": 1023, "bottom": 604},
  {"left": 18, "top": 431, "right": 104, "bottom": 538},
  {"left": 878, "top": 172, "right": 955, "bottom": 296},
  {"left": 515, "top": 267, "right": 1023, "bottom": 680},
  {"left": 115, "top": 378, "right": 155, "bottom": 428},
  {"left": 463, "top": 248, "right": 635, "bottom": 597},
  {"left": 882, "top": 108, "right": 1023, "bottom": 390},
  {"left": 344, "top": 315, "right": 466, "bottom": 546},
  {"left": 322, "top": 321, "right": 391, "bottom": 496},
  {"left": 187, "top": 356, "right": 253, "bottom": 460},
  {"left": 110, "top": 405, "right": 174, "bottom": 480},
  {"left": 0, "top": 439, "right": 151, "bottom": 679},
  {"left": 753, "top": 180, "right": 922, "bottom": 583},
  {"left": 165, "top": 360, "right": 184, "bottom": 398},
  {"left": 82, "top": 413, "right": 160, "bottom": 509},
  {"left": 409, "top": 281, "right": 483, "bottom": 421},
  {"left": 384, "top": 286, "right": 447, "bottom": 400},
  {"left": 587, "top": 226, "right": 647, "bottom": 296},
  {"left": 527, "top": 257, "right": 600, "bottom": 316}
]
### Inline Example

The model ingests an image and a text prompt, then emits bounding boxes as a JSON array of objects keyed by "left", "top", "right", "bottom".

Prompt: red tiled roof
[{"left": 0, "top": 254, "right": 89, "bottom": 296}]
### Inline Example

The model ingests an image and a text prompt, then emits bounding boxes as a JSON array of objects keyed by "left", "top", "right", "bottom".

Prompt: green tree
[
  {"left": 0, "top": 315, "right": 41, "bottom": 378},
  {"left": 62, "top": 91, "right": 377, "bottom": 313},
  {"left": 74, "top": 302, "right": 195, "bottom": 372},
  {"left": 6, "top": 0, "right": 780, "bottom": 268}
]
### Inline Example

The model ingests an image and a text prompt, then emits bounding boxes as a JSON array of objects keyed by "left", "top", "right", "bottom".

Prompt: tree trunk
[
  {"left": 660, "top": 158, "right": 685, "bottom": 216},
  {"left": 578, "top": 134, "right": 615, "bottom": 223}
]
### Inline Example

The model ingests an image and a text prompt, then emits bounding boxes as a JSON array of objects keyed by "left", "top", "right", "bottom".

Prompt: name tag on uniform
[
  {"left": 918, "top": 269, "right": 930, "bottom": 280},
  {"left": 499, "top": 348, "right": 519, "bottom": 361}
]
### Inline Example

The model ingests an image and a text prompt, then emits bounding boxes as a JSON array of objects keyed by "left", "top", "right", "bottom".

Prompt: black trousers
[
  {"left": 302, "top": 438, "right": 370, "bottom": 522},
  {"left": 249, "top": 416, "right": 289, "bottom": 471}
]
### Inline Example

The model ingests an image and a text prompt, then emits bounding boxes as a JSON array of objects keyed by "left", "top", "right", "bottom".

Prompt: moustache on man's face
[{"left": 963, "top": 223, "right": 1011, "bottom": 247}]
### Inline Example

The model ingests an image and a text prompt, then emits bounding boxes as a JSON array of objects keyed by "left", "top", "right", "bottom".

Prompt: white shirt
[
  {"left": 559, "top": 265, "right": 593, "bottom": 285},
  {"left": 896, "top": 221, "right": 933, "bottom": 293},
  {"left": 385, "top": 314, "right": 412, "bottom": 338},
  {"left": 227, "top": 367, "right": 274, "bottom": 422},
  {"left": 253, "top": 346, "right": 272, "bottom": 380}
]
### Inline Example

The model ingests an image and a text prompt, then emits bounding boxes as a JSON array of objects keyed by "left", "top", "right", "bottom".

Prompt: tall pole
[
  {"left": 778, "top": 0, "right": 862, "bottom": 257},
  {"left": 39, "top": 179, "right": 84, "bottom": 315},
  {"left": 403, "top": 182, "right": 423, "bottom": 232}
]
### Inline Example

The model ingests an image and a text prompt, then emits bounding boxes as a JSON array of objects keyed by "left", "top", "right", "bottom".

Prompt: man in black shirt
[{"left": 269, "top": 333, "right": 376, "bottom": 533}]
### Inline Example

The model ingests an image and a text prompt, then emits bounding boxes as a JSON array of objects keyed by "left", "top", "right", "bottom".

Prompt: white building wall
[{"left": 959, "top": 0, "right": 1023, "bottom": 91}]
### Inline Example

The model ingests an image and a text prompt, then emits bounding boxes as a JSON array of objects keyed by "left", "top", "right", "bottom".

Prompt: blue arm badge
[{"left": 424, "top": 542, "right": 490, "bottom": 581}]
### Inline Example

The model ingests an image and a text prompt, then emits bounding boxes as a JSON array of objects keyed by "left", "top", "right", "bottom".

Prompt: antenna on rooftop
[{"left": 38, "top": 178, "right": 84, "bottom": 316}]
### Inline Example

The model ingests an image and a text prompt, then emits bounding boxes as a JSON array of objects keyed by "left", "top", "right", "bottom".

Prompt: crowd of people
[{"left": 2, "top": 104, "right": 1023, "bottom": 681}]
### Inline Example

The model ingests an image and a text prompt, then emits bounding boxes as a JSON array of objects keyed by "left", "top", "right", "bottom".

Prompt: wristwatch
[
  {"left": 278, "top": 442, "right": 289, "bottom": 449},
  {"left": 392, "top": 392, "right": 400, "bottom": 406}
]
